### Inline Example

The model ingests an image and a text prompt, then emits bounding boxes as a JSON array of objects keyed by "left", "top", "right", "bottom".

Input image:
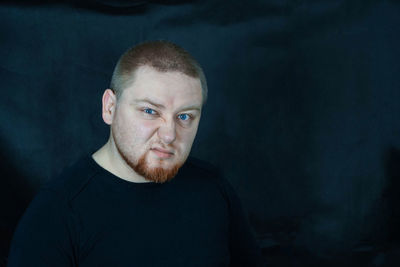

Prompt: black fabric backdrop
[{"left": 1, "top": 0, "right": 400, "bottom": 266}]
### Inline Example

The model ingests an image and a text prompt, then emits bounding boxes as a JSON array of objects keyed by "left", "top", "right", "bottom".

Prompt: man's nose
[{"left": 157, "top": 117, "right": 176, "bottom": 145}]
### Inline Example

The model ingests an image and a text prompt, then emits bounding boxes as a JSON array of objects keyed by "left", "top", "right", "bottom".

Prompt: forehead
[{"left": 122, "top": 66, "right": 203, "bottom": 108}]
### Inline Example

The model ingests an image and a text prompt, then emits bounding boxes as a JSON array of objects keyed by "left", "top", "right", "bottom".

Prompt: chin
[{"left": 130, "top": 152, "right": 184, "bottom": 183}]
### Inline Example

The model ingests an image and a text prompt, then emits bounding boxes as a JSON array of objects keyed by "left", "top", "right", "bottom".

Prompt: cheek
[
  {"left": 118, "top": 120, "right": 158, "bottom": 146},
  {"left": 138, "top": 120, "right": 159, "bottom": 139},
  {"left": 177, "top": 126, "right": 199, "bottom": 148},
  {"left": 114, "top": 113, "right": 157, "bottom": 143}
]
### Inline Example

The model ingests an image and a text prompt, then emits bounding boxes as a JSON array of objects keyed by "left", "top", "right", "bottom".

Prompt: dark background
[{"left": 1, "top": 0, "right": 400, "bottom": 266}]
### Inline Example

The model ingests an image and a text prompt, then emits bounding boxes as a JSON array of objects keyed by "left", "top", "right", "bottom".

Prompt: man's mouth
[{"left": 150, "top": 147, "right": 174, "bottom": 159}]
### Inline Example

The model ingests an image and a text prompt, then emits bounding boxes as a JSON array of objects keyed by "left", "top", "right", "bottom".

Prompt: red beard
[
  {"left": 112, "top": 129, "right": 183, "bottom": 183},
  {"left": 133, "top": 151, "right": 182, "bottom": 183}
]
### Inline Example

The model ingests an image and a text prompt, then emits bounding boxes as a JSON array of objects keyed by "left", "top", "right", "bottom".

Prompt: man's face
[{"left": 109, "top": 66, "right": 202, "bottom": 183}]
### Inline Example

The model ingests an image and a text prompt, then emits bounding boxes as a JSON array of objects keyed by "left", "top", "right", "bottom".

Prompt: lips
[{"left": 151, "top": 147, "right": 174, "bottom": 159}]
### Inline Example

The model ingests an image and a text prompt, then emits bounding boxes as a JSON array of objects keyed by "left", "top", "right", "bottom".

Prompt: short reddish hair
[{"left": 110, "top": 40, "right": 207, "bottom": 103}]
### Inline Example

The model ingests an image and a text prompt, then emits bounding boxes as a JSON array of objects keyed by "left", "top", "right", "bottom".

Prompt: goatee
[{"left": 133, "top": 151, "right": 182, "bottom": 183}]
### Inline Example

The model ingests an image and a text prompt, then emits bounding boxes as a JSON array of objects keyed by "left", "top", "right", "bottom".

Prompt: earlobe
[{"left": 102, "top": 89, "right": 116, "bottom": 125}]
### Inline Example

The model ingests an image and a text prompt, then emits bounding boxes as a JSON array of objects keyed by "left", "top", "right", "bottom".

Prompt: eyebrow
[
  {"left": 134, "top": 98, "right": 201, "bottom": 112},
  {"left": 179, "top": 105, "right": 202, "bottom": 112},
  {"left": 134, "top": 99, "right": 165, "bottom": 109}
]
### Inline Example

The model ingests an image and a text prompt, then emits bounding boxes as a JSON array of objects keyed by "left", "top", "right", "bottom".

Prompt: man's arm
[{"left": 7, "top": 189, "right": 78, "bottom": 267}]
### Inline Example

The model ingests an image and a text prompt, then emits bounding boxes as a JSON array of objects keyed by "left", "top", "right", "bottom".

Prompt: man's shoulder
[
  {"left": 177, "top": 157, "right": 232, "bottom": 192},
  {"left": 41, "top": 154, "right": 98, "bottom": 201},
  {"left": 182, "top": 156, "right": 221, "bottom": 178},
  {"left": 181, "top": 157, "right": 241, "bottom": 199}
]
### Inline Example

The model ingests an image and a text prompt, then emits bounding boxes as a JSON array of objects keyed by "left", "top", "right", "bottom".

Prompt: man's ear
[{"left": 102, "top": 89, "right": 117, "bottom": 125}]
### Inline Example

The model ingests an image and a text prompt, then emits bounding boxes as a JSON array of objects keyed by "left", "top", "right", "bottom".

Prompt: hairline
[{"left": 115, "top": 64, "right": 206, "bottom": 104}]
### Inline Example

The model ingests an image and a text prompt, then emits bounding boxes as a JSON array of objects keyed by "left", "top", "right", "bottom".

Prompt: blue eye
[
  {"left": 178, "top": 114, "right": 190, "bottom": 121},
  {"left": 144, "top": 108, "right": 156, "bottom": 115}
]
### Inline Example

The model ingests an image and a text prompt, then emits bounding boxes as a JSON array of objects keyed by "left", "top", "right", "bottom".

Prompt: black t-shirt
[{"left": 7, "top": 155, "right": 264, "bottom": 266}]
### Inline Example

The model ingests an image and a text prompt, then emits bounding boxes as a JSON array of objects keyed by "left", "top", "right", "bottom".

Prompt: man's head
[
  {"left": 102, "top": 41, "right": 206, "bottom": 183},
  {"left": 110, "top": 40, "right": 207, "bottom": 104}
]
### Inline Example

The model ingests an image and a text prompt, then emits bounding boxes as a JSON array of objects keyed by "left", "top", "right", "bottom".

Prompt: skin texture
[{"left": 93, "top": 65, "right": 203, "bottom": 183}]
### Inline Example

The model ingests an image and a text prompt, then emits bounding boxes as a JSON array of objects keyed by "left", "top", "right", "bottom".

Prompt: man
[{"left": 8, "top": 40, "right": 264, "bottom": 266}]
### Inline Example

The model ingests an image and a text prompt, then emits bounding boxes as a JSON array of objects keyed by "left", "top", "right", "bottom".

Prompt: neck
[{"left": 92, "top": 138, "right": 150, "bottom": 183}]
